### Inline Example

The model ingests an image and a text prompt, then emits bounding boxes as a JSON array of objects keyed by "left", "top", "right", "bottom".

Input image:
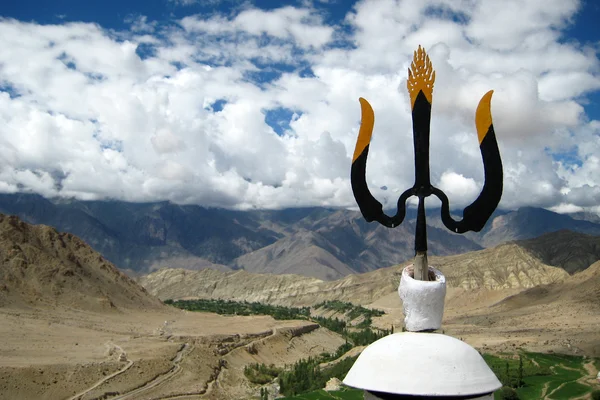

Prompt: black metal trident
[{"left": 350, "top": 46, "right": 503, "bottom": 280}]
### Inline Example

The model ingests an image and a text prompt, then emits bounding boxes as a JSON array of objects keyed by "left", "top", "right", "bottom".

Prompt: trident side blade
[
  {"left": 350, "top": 98, "right": 385, "bottom": 223},
  {"left": 351, "top": 98, "right": 412, "bottom": 228},
  {"left": 434, "top": 91, "right": 503, "bottom": 233}
]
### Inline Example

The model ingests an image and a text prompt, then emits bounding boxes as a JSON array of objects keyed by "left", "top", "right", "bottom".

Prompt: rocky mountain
[
  {"left": 514, "top": 230, "right": 600, "bottom": 274},
  {"left": 232, "top": 230, "right": 356, "bottom": 280},
  {"left": 1, "top": 193, "right": 599, "bottom": 280},
  {"left": 432, "top": 243, "right": 569, "bottom": 289},
  {"left": 0, "top": 193, "right": 482, "bottom": 279},
  {"left": 139, "top": 241, "right": 571, "bottom": 306},
  {"left": 308, "top": 209, "right": 482, "bottom": 273},
  {"left": 232, "top": 210, "right": 483, "bottom": 279},
  {"left": 137, "top": 266, "right": 399, "bottom": 307},
  {"left": 474, "top": 207, "right": 600, "bottom": 247},
  {"left": 0, "top": 213, "right": 164, "bottom": 311},
  {"left": 0, "top": 193, "right": 278, "bottom": 273},
  {"left": 495, "top": 260, "right": 600, "bottom": 312}
]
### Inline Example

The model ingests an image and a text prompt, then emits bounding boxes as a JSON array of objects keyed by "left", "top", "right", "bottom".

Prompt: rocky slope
[
  {"left": 514, "top": 230, "right": 600, "bottom": 274},
  {"left": 0, "top": 213, "right": 164, "bottom": 311},
  {"left": 476, "top": 207, "right": 600, "bottom": 247},
  {"left": 232, "top": 230, "right": 355, "bottom": 280},
  {"left": 139, "top": 242, "right": 570, "bottom": 306},
  {"left": 432, "top": 243, "right": 569, "bottom": 289},
  {"left": 311, "top": 209, "right": 483, "bottom": 273},
  {"left": 496, "top": 260, "right": 600, "bottom": 311}
]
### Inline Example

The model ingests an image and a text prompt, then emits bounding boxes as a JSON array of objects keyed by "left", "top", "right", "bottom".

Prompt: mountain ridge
[
  {"left": 514, "top": 230, "right": 600, "bottom": 274},
  {"left": 0, "top": 193, "right": 599, "bottom": 280},
  {"left": 138, "top": 238, "right": 575, "bottom": 307}
]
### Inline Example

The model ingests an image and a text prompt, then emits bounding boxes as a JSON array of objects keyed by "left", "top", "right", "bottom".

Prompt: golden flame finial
[{"left": 407, "top": 45, "right": 435, "bottom": 108}]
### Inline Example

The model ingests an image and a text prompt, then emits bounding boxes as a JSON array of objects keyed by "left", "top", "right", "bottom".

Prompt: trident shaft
[{"left": 350, "top": 46, "right": 503, "bottom": 280}]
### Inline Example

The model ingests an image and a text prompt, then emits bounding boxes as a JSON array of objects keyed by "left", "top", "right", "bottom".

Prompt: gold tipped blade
[
  {"left": 352, "top": 97, "right": 375, "bottom": 163},
  {"left": 475, "top": 90, "right": 494, "bottom": 144}
]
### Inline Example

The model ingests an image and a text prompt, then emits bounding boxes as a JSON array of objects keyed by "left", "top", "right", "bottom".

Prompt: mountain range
[
  {"left": 138, "top": 230, "right": 583, "bottom": 306},
  {"left": 1, "top": 193, "right": 600, "bottom": 279}
]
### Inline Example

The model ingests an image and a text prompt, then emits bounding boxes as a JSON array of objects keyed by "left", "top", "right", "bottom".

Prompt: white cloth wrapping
[{"left": 398, "top": 265, "right": 446, "bottom": 331}]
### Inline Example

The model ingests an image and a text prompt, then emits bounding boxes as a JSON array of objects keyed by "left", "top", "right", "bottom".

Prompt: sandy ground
[{"left": 0, "top": 304, "right": 342, "bottom": 400}]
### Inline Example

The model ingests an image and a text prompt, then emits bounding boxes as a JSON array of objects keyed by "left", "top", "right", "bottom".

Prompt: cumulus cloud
[
  {"left": 0, "top": 0, "right": 599, "bottom": 213},
  {"left": 438, "top": 171, "right": 480, "bottom": 205}
]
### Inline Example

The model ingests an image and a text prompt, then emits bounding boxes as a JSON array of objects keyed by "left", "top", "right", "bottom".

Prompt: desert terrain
[
  {"left": 0, "top": 305, "right": 344, "bottom": 400},
  {"left": 1, "top": 213, "right": 600, "bottom": 399},
  {"left": 0, "top": 214, "right": 345, "bottom": 400}
]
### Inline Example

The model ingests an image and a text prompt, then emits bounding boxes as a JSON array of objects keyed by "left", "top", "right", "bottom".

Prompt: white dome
[{"left": 343, "top": 332, "right": 502, "bottom": 397}]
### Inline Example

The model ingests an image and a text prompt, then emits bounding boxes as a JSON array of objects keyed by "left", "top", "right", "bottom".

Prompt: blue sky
[
  {"left": 562, "top": 1, "right": 600, "bottom": 121},
  {"left": 0, "top": 0, "right": 599, "bottom": 212},
  {"left": 3, "top": 0, "right": 352, "bottom": 29}
]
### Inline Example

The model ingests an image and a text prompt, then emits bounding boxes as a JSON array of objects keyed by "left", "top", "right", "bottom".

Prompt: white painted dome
[{"left": 343, "top": 332, "right": 502, "bottom": 397}]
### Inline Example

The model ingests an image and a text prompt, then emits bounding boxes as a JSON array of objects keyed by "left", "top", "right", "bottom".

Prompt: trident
[{"left": 351, "top": 46, "right": 503, "bottom": 281}]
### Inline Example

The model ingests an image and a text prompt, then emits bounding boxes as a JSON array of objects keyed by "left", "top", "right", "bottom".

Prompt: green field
[
  {"left": 505, "top": 352, "right": 597, "bottom": 400},
  {"left": 164, "top": 298, "right": 310, "bottom": 320},
  {"left": 281, "top": 388, "right": 362, "bottom": 400}
]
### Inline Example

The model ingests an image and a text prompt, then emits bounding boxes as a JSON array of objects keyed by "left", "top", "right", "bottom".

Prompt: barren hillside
[
  {"left": 232, "top": 230, "right": 355, "bottom": 280},
  {"left": 514, "top": 230, "right": 600, "bottom": 274},
  {"left": 0, "top": 213, "right": 163, "bottom": 312},
  {"left": 139, "top": 249, "right": 600, "bottom": 358},
  {"left": 139, "top": 242, "right": 570, "bottom": 306},
  {"left": 496, "top": 260, "right": 600, "bottom": 311}
]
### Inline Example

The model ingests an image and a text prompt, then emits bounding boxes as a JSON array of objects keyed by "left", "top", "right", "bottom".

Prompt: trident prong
[{"left": 350, "top": 46, "right": 503, "bottom": 280}]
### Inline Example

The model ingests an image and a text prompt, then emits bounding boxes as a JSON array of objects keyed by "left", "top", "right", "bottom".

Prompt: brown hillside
[
  {"left": 139, "top": 242, "right": 569, "bottom": 306},
  {"left": 496, "top": 260, "right": 600, "bottom": 311},
  {"left": 233, "top": 230, "right": 355, "bottom": 280},
  {"left": 431, "top": 243, "right": 569, "bottom": 289},
  {"left": 515, "top": 230, "right": 600, "bottom": 274},
  {"left": 0, "top": 214, "right": 164, "bottom": 311}
]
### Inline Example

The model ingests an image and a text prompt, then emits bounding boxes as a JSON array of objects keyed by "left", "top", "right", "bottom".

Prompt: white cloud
[
  {"left": 549, "top": 203, "right": 584, "bottom": 214},
  {"left": 151, "top": 129, "right": 186, "bottom": 154},
  {"left": 168, "top": 0, "right": 200, "bottom": 6},
  {"left": 126, "top": 15, "right": 158, "bottom": 33},
  {"left": 180, "top": 6, "right": 334, "bottom": 50},
  {"left": 438, "top": 171, "right": 480, "bottom": 205},
  {"left": 0, "top": 0, "right": 599, "bottom": 214},
  {"left": 464, "top": 0, "right": 579, "bottom": 51}
]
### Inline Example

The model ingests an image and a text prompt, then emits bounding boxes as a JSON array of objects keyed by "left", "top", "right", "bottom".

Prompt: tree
[
  {"left": 517, "top": 355, "right": 524, "bottom": 387},
  {"left": 260, "top": 387, "right": 269, "bottom": 400},
  {"left": 499, "top": 386, "right": 520, "bottom": 400}
]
